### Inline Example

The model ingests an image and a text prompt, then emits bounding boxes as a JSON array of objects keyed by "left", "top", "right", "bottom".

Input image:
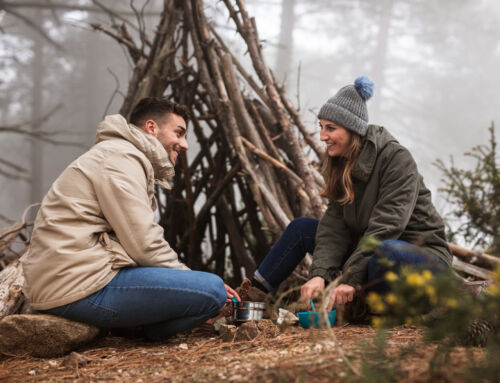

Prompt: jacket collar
[
  {"left": 95, "top": 114, "right": 175, "bottom": 189},
  {"left": 351, "top": 125, "right": 397, "bottom": 182}
]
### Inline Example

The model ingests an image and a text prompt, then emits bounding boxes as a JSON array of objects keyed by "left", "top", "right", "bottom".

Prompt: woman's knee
[{"left": 287, "top": 217, "right": 319, "bottom": 237}]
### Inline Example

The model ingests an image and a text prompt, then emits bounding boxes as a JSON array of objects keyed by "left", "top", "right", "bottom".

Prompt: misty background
[{"left": 1, "top": 0, "right": 499, "bottom": 248}]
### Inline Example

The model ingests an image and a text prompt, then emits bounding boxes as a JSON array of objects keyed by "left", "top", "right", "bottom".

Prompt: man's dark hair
[{"left": 129, "top": 97, "right": 190, "bottom": 127}]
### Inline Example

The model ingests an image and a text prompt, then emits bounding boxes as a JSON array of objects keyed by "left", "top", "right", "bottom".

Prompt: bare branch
[
  {"left": 0, "top": 103, "right": 62, "bottom": 132},
  {"left": 102, "top": 67, "right": 125, "bottom": 119},
  {"left": 3, "top": 1, "right": 161, "bottom": 16},
  {"left": 0, "top": 158, "right": 28, "bottom": 174},
  {"left": 2, "top": 5, "right": 64, "bottom": 51},
  {"left": 90, "top": 22, "right": 144, "bottom": 63}
]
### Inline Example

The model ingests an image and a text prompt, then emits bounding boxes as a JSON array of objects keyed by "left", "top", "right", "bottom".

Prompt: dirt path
[{"left": 0, "top": 324, "right": 482, "bottom": 382}]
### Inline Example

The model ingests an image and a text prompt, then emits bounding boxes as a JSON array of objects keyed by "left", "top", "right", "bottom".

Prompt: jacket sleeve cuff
[
  {"left": 339, "top": 270, "right": 364, "bottom": 288},
  {"left": 308, "top": 267, "right": 331, "bottom": 282}
]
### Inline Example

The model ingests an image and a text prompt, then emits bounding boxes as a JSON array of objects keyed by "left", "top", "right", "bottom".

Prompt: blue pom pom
[{"left": 354, "top": 76, "right": 375, "bottom": 101}]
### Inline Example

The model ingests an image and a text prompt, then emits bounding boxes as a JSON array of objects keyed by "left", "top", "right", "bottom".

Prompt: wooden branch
[
  {"left": 278, "top": 84, "right": 324, "bottom": 159},
  {"left": 178, "top": 162, "right": 242, "bottom": 251},
  {"left": 224, "top": 0, "right": 324, "bottom": 219},
  {"left": 0, "top": 222, "right": 25, "bottom": 255},
  {"left": 452, "top": 256, "right": 493, "bottom": 280},
  {"left": 218, "top": 195, "right": 256, "bottom": 276},
  {"left": 90, "top": 23, "right": 144, "bottom": 64},
  {"left": 209, "top": 24, "right": 269, "bottom": 105},
  {"left": 0, "top": 158, "right": 28, "bottom": 174},
  {"left": 0, "top": 103, "right": 62, "bottom": 133},
  {"left": 2, "top": 6, "right": 64, "bottom": 51},
  {"left": 3, "top": 1, "right": 161, "bottom": 16},
  {"left": 0, "top": 259, "right": 25, "bottom": 320},
  {"left": 240, "top": 135, "right": 304, "bottom": 185},
  {"left": 448, "top": 242, "right": 499, "bottom": 270}
]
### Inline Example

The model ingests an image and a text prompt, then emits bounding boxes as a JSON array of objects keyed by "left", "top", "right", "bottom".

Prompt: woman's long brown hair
[{"left": 320, "top": 134, "right": 363, "bottom": 205}]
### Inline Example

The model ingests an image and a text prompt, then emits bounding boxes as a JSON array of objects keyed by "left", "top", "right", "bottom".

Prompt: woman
[{"left": 246, "top": 76, "right": 452, "bottom": 313}]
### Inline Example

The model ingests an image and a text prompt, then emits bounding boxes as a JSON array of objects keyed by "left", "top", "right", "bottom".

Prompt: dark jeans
[
  {"left": 43, "top": 267, "right": 227, "bottom": 340},
  {"left": 254, "top": 217, "right": 446, "bottom": 291}
]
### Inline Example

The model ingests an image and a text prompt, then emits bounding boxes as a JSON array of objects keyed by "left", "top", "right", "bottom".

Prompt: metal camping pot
[{"left": 232, "top": 301, "right": 266, "bottom": 322}]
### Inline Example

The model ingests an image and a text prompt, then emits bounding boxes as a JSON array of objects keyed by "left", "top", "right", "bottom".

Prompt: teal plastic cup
[{"left": 297, "top": 310, "right": 336, "bottom": 329}]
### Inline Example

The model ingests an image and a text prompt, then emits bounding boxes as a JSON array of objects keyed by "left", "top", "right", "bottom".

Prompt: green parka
[{"left": 309, "top": 125, "right": 452, "bottom": 287}]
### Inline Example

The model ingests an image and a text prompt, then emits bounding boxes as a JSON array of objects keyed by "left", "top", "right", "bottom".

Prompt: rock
[
  {"left": 218, "top": 323, "right": 237, "bottom": 342},
  {"left": 277, "top": 308, "right": 298, "bottom": 325},
  {"left": 221, "top": 327, "right": 237, "bottom": 342},
  {"left": 213, "top": 317, "right": 228, "bottom": 332},
  {"left": 0, "top": 314, "right": 100, "bottom": 357}
]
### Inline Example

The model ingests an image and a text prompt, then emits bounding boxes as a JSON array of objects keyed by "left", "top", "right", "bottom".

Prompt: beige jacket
[{"left": 22, "top": 115, "right": 188, "bottom": 310}]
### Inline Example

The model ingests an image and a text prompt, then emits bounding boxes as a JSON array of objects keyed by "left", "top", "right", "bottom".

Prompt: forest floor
[{"left": 0, "top": 322, "right": 484, "bottom": 382}]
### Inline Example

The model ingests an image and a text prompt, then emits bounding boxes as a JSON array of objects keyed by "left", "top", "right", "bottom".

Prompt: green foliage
[
  {"left": 359, "top": 265, "right": 500, "bottom": 380},
  {"left": 435, "top": 123, "right": 500, "bottom": 254}
]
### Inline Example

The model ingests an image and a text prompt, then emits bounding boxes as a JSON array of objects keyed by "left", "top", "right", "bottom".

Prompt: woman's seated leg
[
  {"left": 43, "top": 267, "right": 227, "bottom": 340},
  {"left": 254, "top": 217, "right": 319, "bottom": 292}
]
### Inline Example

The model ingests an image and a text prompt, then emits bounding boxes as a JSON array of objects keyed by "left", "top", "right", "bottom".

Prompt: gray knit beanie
[{"left": 318, "top": 76, "right": 375, "bottom": 136}]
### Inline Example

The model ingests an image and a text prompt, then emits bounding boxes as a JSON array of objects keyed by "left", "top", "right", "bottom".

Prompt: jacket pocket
[{"left": 98, "top": 232, "right": 138, "bottom": 270}]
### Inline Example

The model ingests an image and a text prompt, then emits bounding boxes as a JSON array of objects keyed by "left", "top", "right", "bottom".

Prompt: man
[{"left": 22, "top": 98, "right": 239, "bottom": 340}]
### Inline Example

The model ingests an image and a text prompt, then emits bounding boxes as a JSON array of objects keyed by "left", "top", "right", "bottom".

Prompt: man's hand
[
  {"left": 300, "top": 276, "right": 325, "bottom": 301},
  {"left": 328, "top": 283, "right": 355, "bottom": 311},
  {"left": 225, "top": 284, "right": 241, "bottom": 303}
]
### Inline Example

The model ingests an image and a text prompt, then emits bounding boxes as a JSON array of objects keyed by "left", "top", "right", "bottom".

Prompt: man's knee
[{"left": 203, "top": 273, "right": 226, "bottom": 310}]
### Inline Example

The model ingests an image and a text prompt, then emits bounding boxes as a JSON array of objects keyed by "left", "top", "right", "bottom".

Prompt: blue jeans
[
  {"left": 43, "top": 267, "right": 227, "bottom": 340},
  {"left": 254, "top": 217, "right": 446, "bottom": 291}
]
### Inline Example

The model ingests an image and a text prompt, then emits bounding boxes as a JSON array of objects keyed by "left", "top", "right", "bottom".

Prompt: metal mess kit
[{"left": 232, "top": 300, "right": 265, "bottom": 323}]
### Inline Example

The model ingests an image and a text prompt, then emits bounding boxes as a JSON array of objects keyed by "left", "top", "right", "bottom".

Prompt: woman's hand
[
  {"left": 328, "top": 283, "right": 355, "bottom": 310},
  {"left": 300, "top": 276, "right": 325, "bottom": 301},
  {"left": 225, "top": 284, "right": 241, "bottom": 303}
]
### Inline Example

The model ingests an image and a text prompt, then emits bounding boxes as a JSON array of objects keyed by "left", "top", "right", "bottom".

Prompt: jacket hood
[
  {"left": 95, "top": 114, "right": 174, "bottom": 189},
  {"left": 352, "top": 125, "right": 398, "bottom": 182}
]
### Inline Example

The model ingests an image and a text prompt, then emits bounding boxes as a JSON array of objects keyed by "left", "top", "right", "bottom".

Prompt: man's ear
[{"left": 143, "top": 119, "right": 157, "bottom": 136}]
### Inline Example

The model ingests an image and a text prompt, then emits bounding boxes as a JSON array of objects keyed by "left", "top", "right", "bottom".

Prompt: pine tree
[{"left": 435, "top": 123, "right": 500, "bottom": 255}]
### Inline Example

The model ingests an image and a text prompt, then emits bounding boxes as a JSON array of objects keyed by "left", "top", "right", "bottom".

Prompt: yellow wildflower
[
  {"left": 385, "top": 271, "right": 398, "bottom": 282},
  {"left": 367, "top": 292, "right": 386, "bottom": 313},
  {"left": 385, "top": 293, "right": 398, "bottom": 305},
  {"left": 367, "top": 292, "right": 381, "bottom": 305},
  {"left": 425, "top": 285, "right": 437, "bottom": 305},
  {"left": 425, "top": 285, "right": 436, "bottom": 297},
  {"left": 406, "top": 273, "right": 425, "bottom": 287},
  {"left": 487, "top": 284, "right": 499, "bottom": 296},
  {"left": 492, "top": 266, "right": 500, "bottom": 283},
  {"left": 405, "top": 317, "right": 413, "bottom": 326},
  {"left": 372, "top": 317, "right": 382, "bottom": 328},
  {"left": 422, "top": 270, "right": 433, "bottom": 282},
  {"left": 445, "top": 298, "right": 458, "bottom": 308}
]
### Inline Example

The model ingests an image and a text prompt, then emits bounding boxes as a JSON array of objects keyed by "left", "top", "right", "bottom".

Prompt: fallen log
[
  {"left": 0, "top": 258, "right": 25, "bottom": 320},
  {"left": 452, "top": 256, "right": 494, "bottom": 281},
  {"left": 448, "top": 242, "right": 500, "bottom": 270}
]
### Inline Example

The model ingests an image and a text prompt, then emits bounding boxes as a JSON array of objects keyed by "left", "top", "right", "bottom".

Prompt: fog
[{"left": 1, "top": 0, "right": 499, "bottom": 235}]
